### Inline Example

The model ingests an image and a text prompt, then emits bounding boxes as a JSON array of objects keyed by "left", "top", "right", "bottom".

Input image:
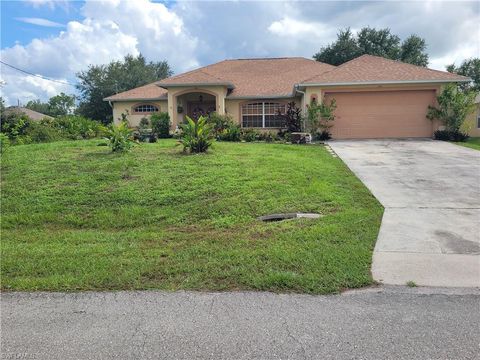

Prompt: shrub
[
  {"left": 0, "top": 133, "right": 10, "bottom": 153},
  {"left": 240, "top": 129, "right": 260, "bottom": 142},
  {"left": 427, "top": 84, "right": 477, "bottom": 132},
  {"left": 217, "top": 124, "right": 241, "bottom": 142},
  {"left": 178, "top": 116, "right": 213, "bottom": 153},
  {"left": 257, "top": 131, "right": 277, "bottom": 143},
  {"left": 283, "top": 102, "right": 303, "bottom": 132},
  {"left": 307, "top": 98, "right": 337, "bottom": 134},
  {"left": 150, "top": 112, "right": 171, "bottom": 138},
  {"left": 48, "top": 115, "right": 102, "bottom": 139},
  {"left": 433, "top": 129, "right": 470, "bottom": 142},
  {"left": 208, "top": 113, "right": 233, "bottom": 134},
  {"left": 314, "top": 130, "right": 332, "bottom": 141},
  {"left": 138, "top": 117, "right": 150, "bottom": 129},
  {"left": 25, "top": 122, "right": 64, "bottom": 143},
  {"left": 1, "top": 112, "right": 31, "bottom": 140},
  {"left": 104, "top": 121, "right": 135, "bottom": 152}
]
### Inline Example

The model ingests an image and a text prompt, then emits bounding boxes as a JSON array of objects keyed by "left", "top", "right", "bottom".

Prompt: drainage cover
[{"left": 258, "top": 213, "right": 322, "bottom": 222}]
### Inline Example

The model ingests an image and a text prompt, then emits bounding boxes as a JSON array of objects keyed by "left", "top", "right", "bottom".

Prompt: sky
[{"left": 0, "top": 0, "right": 479, "bottom": 106}]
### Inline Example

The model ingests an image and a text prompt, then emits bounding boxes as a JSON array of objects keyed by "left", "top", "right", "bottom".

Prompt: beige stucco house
[{"left": 104, "top": 55, "right": 471, "bottom": 139}]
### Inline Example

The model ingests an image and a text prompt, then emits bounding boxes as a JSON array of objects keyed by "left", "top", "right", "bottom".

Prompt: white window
[
  {"left": 134, "top": 104, "right": 159, "bottom": 113},
  {"left": 241, "top": 102, "right": 286, "bottom": 128}
]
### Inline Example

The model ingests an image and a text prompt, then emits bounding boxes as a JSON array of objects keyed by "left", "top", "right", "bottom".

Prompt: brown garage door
[{"left": 324, "top": 90, "right": 436, "bottom": 139}]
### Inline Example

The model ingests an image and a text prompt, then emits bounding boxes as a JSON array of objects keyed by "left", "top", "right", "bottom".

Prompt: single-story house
[
  {"left": 104, "top": 54, "right": 471, "bottom": 139},
  {"left": 5, "top": 106, "right": 53, "bottom": 121}
]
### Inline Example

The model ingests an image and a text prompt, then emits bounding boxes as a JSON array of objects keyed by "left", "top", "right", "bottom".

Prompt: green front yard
[
  {"left": 453, "top": 137, "right": 480, "bottom": 151},
  {"left": 1, "top": 140, "right": 383, "bottom": 293}
]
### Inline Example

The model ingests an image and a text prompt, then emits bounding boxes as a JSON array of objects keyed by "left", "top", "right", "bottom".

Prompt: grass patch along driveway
[
  {"left": 453, "top": 137, "right": 480, "bottom": 151},
  {"left": 1, "top": 140, "right": 382, "bottom": 294}
]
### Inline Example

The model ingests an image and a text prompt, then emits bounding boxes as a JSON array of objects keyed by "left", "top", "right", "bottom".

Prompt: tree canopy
[
  {"left": 313, "top": 27, "right": 429, "bottom": 67},
  {"left": 25, "top": 93, "right": 76, "bottom": 117},
  {"left": 75, "top": 54, "right": 173, "bottom": 124},
  {"left": 447, "top": 58, "right": 480, "bottom": 92}
]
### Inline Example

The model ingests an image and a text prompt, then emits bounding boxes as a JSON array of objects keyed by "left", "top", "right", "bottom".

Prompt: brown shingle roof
[
  {"left": 5, "top": 107, "right": 53, "bottom": 121},
  {"left": 300, "top": 55, "right": 470, "bottom": 85},
  {"left": 157, "top": 57, "right": 336, "bottom": 97},
  {"left": 104, "top": 55, "right": 470, "bottom": 102},
  {"left": 104, "top": 82, "right": 168, "bottom": 101}
]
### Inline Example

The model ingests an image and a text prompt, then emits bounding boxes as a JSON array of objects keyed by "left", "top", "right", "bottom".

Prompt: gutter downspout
[{"left": 294, "top": 85, "right": 307, "bottom": 132}]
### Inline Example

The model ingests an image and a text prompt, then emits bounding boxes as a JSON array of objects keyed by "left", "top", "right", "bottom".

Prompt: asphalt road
[{"left": 2, "top": 286, "right": 479, "bottom": 360}]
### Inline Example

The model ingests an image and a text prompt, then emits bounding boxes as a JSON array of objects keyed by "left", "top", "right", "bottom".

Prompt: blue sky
[
  {"left": 1, "top": 0, "right": 479, "bottom": 105},
  {"left": 1, "top": 1, "right": 83, "bottom": 47}
]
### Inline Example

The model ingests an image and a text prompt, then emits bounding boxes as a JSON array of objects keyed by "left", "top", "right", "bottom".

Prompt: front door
[{"left": 187, "top": 101, "right": 216, "bottom": 120}]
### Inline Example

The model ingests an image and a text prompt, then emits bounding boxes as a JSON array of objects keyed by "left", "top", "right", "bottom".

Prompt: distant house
[
  {"left": 104, "top": 54, "right": 470, "bottom": 139},
  {"left": 5, "top": 106, "right": 53, "bottom": 121}
]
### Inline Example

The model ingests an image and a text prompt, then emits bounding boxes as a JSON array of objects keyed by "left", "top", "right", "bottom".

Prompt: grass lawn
[
  {"left": 452, "top": 137, "right": 480, "bottom": 151},
  {"left": 1, "top": 139, "right": 383, "bottom": 294}
]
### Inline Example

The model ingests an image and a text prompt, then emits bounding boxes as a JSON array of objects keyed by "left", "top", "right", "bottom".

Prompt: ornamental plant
[
  {"left": 103, "top": 121, "right": 135, "bottom": 152},
  {"left": 306, "top": 97, "right": 337, "bottom": 136},
  {"left": 178, "top": 115, "right": 214, "bottom": 153},
  {"left": 426, "top": 84, "right": 477, "bottom": 137}
]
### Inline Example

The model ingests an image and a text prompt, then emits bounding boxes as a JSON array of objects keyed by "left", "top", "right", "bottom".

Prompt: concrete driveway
[{"left": 328, "top": 139, "right": 480, "bottom": 287}]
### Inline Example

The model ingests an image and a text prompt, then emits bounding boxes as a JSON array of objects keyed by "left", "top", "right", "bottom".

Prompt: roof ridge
[
  {"left": 160, "top": 59, "right": 230, "bottom": 82},
  {"left": 354, "top": 54, "right": 469, "bottom": 78},
  {"left": 299, "top": 54, "right": 469, "bottom": 84},
  {"left": 224, "top": 56, "right": 310, "bottom": 61}
]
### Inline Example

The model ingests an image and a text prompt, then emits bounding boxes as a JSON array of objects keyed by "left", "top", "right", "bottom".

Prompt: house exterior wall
[
  {"left": 112, "top": 100, "right": 168, "bottom": 127},
  {"left": 464, "top": 103, "right": 480, "bottom": 137}
]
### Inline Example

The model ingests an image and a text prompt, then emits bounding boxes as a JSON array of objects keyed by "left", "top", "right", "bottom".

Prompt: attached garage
[{"left": 324, "top": 90, "right": 437, "bottom": 139}]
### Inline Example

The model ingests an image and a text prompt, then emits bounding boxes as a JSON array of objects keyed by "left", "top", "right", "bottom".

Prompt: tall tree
[
  {"left": 25, "top": 99, "right": 50, "bottom": 115},
  {"left": 313, "top": 28, "right": 360, "bottom": 66},
  {"left": 400, "top": 35, "right": 429, "bottom": 67},
  {"left": 313, "top": 27, "right": 429, "bottom": 67},
  {"left": 48, "top": 93, "right": 76, "bottom": 116},
  {"left": 76, "top": 54, "right": 173, "bottom": 124},
  {"left": 25, "top": 93, "right": 76, "bottom": 117},
  {"left": 447, "top": 58, "right": 480, "bottom": 92},
  {"left": 357, "top": 27, "right": 401, "bottom": 60}
]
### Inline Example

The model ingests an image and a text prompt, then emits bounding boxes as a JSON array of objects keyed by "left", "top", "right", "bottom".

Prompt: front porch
[{"left": 166, "top": 86, "right": 228, "bottom": 129}]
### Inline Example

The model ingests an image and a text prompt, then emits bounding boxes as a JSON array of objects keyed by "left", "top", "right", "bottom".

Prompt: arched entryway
[{"left": 176, "top": 91, "right": 217, "bottom": 121}]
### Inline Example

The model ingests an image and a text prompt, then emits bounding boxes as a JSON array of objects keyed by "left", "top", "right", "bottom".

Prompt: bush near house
[
  {"left": 427, "top": 84, "right": 477, "bottom": 142},
  {"left": 307, "top": 97, "right": 337, "bottom": 140},
  {"left": 150, "top": 112, "right": 171, "bottom": 139}
]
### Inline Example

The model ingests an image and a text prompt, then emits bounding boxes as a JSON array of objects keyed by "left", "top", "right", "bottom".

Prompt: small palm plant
[
  {"left": 103, "top": 121, "right": 135, "bottom": 152},
  {"left": 178, "top": 115, "right": 214, "bottom": 153}
]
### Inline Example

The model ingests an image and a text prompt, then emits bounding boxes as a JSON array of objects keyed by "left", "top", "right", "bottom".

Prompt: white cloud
[
  {"left": 15, "top": 17, "right": 64, "bottom": 27},
  {"left": 1, "top": 0, "right": 478, "bottom": 105},
  {"left": 0, "top": 67, "right": 71, "bottom": 106},
  {"left": 1, "top": 0, "right": 198, "bottom": 105},
  {"left": 24, "top": 0, "right": 69, "bottom": 10},
  {"left": 268, "top": 17, "right": 333, "bottom": 39}
]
